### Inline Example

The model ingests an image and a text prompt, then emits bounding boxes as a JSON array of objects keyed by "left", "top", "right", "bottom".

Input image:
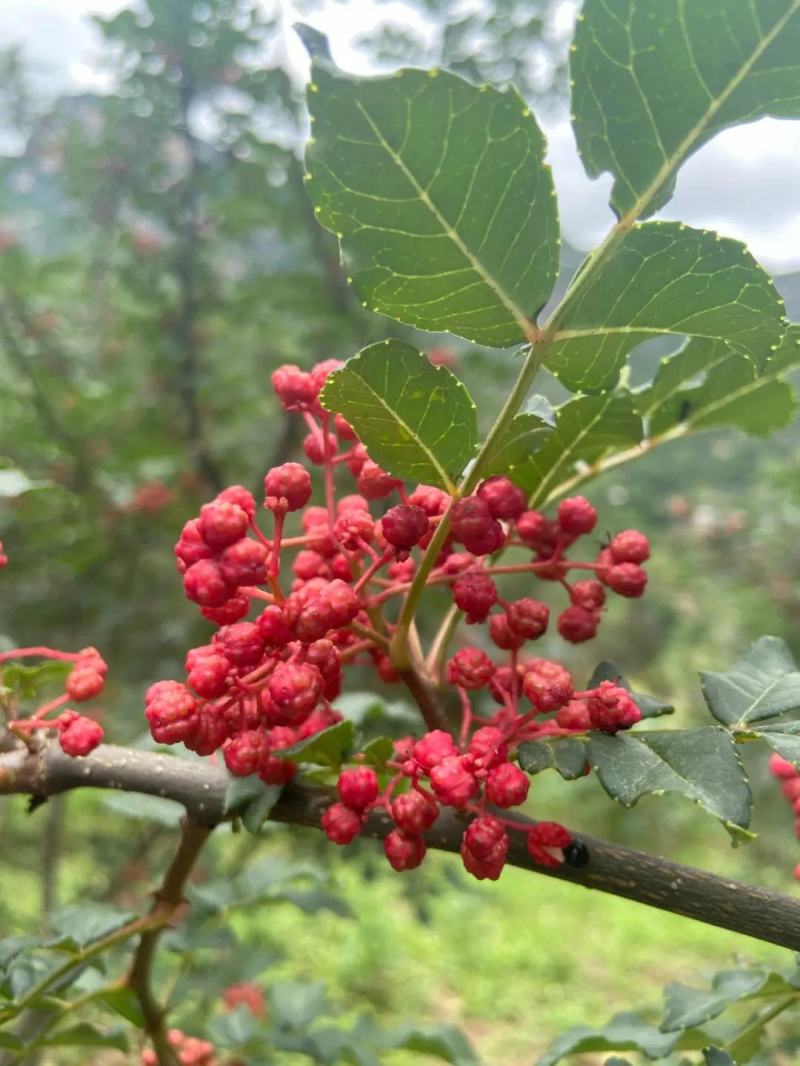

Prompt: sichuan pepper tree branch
[{"left": 3, "top": 740, "right": 800, "bottom": 954}]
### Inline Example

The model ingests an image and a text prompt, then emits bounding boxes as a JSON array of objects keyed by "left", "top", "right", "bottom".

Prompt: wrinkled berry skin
[
  {"left": 59, "top": 716, "right": 103, "bottom": 757},
  {"left": 322, "top": 803, "right": 363, "bottom": 845},
  {"left": 337, "top": 767, "right": 379, "bottom": 811},
  {"left": 384, "top": 830, "right": 426, "bottom": 871}
]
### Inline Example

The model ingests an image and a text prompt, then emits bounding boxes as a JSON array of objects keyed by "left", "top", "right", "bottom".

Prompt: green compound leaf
[
  {"left": 515, "top": 391, "right": 643, "bottom": 505},
  {"left": 571, "top": 0, "right": 800, "bottom": 220},
  {"left": 546, "top": 223, "right": 785, "bottom": 392},
  {"left": 321, "top": 340, "right": 477, "bottom": 491},
  {"left": 754, "top": 722, "right": 800, "bottom": 767},
  {"left": 483, "top": 410, "right": 553, "bottom": 477},
  {"left": 283, "top": 720, "right": 356, "bottom": 769},
  {"left": 700, "top": 635, "right": 800, "bottom": 728},
  {"left": 538, "top": 1011, "right": 706, "bottom": 1065},
  {"left": 587, "top": 727, "right": 752, "bottom": 841},
  {"left": 639, "top": 326, "right": 800, "bottom": 438},
  {"left": 517, "top": 738, "right": 588, "bottom": 779},
  {"left": 306, "top": 62, "right": 559, "bottom": 345},
  {"left": 661, "top": 968, "right": 794, "bottom": 1032}
]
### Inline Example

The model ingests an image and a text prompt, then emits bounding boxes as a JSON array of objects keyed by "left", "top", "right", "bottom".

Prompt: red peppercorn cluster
[
  {"left": 142, "top": 1029, "right": 217, "bottom": 1066},
  {"left": 768, "top": 753, "right": 800, "bottom": 881},
  {"left": 222, "top": 982, "right": 267, "bottom": 1017},
  {"left": 147, "top": 356, "right": 652, "bottom": 878},
  {"left": 0, "top": 633, "right": 107, "bottom": 758},
  {"left": 0, "top": 540, "right": 7, "bottom": 569}
]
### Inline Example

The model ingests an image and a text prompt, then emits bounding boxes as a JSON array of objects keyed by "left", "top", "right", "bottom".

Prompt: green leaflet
[
  {"left": 700, "top": 635, "right": 800, "bottom": 728},
  {"left": 587, "top": 727, "right": 752, "bottom": 841},
  {"left": 638, "top": 326, "right": 800, "bottom": 438},
  {"left": 483, "top": 409, "right": 553, "bottom": 477},
  {"left": 306, "top": 62, "right": 559, "bottom": 345},
  {"left": 571, "top": 0, "right": 800, "bottom": 219},
  {"left": 321, "top": 340, "right": 477, "bottom": 491},
  {"left": 546, "top": 223, "right": 785, "bottom": 392},
  {"left": 516, "top": 391, "right": 643, "bottom": 506}
]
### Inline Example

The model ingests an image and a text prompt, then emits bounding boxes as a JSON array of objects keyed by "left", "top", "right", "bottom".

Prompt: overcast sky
[{"left": 4, "top": 0, "right": 800, "bottom": 276}]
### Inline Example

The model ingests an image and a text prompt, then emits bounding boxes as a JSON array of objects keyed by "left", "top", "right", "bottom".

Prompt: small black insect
[
  {"left": 563, "top": 839, "right": 590, "bottom": 868},
  {"left": 677, "top": 399, "right": 693, "bottom": 422}
]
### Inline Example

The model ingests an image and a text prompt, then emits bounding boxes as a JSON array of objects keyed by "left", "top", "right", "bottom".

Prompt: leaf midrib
[{"left": 352, "top": 96, "right": 541, "bottom": 345}]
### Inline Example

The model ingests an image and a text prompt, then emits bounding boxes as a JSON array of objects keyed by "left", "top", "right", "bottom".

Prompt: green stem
[{"left": 726, "top": 993, "right": 798, "bottom": 1060}]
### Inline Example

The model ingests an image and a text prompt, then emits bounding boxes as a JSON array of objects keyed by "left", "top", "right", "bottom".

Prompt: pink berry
[
  {"left": 488, "top": 613, "right": 526, "bottom": 651},
  {"left": 183, "top": 559, "right": 232, "bottom": 607},
  {"left": 321, "top": 802, "right": 363, "bottom": 844},
  {"left": 467, "top": 726, "right": 508, "bottom": 770},
  {"left": 382, "top": 504, "right": 429, "bottom": 549},
  {"left": 413, "top": 730, "right": 458, "bottom": 770},
  {"left": 224, "top": 730, "right": 270, "bottom": 776},
  {"left": 485, "top": 762, "right": 530, "bottom": 808},
  {"left": 450, "top": 496, "right": 493, "bottom": 542},
  {"left": 609, "top": 529, "right": 650, "bottom": 564},
  {"left": 218, "top": 622, "right": 265, "bottom": 667},
  {"left": 268, "top": 663, "right": 323, "bottom": 720},
  {"left": 409, "top": 484, "right": 449, "bottom": 516},
  {"left": 477, "top": 476, "right": 526, "bottom": 520},
  {"left": 507, "top": 598, "right": 549, "bottom": 640},
  {"left": 557, "top": 496, "right": 597, "bottom": 536},
  {"left": 175, "top": 519, "right": 214, "bottom": 569},
  {"left": 556, "top": 698, "right": 592, "bottom": 731},
  {"left": 187, "top": 653, "right": 230, "bottom": 698},
  {"left": 271, "top": 364, "right": 315, "bottom": 411},
  {"left": 446, "top": 647, "right": 495, "bottom": 690},
  {"left": 526, "top": 821, "right": 572, "bottom": 867},
  {"left": 430, "top": 756, "right": 478, "bottom": 807},
  {"left": 461, "top": 519, "right": 505, "bottom": 556},
  {"left": 586, "top": 681, "right": 641, "bottom": 733},
  {"left": 256, "top": 605, "right": 292, "bottom": 647},
  {"left": 769, "top": 753, "right": 798, "bottom": 779},
  {"left": 218, "top": 538, "right": 268, "bottom": 587},
  {"left": 570, "top": 579, "right": 606, "bottom": 612},
  {"left": 464, "top": 815, "right": 507, "bottom": 859},
  {"left": 557, "top": 606, "right": 599, "bottom": 643},
  {"left": 201, "top": 595, "right": 250, "bottom": 626},
  {"left": 452, "top": 571, "right": 497, "bottom": 623},
  {"left": 198, "top": 500, "right": 249, "bottom": 550},
  {"left": 59, "top": 716, "right": 103, "bottom": 757},
  {"left": 264, "top": 462, "right": 312, "bottom": 513},
  {"left": 384, "top": 830, "right": 426, "bottom": 871},
  {"left": 391, "top": 790, "right": 439, "bottom": 834},
  {"left": 357, "top": 460, "right": 401, "bottom": 500},
  {"left": 145, "top": 681, "right": 199, "bottom": 745},
  {"left": 522, "top": 659, "right": 574, "bottom": 712},
  {"left": 515, "top": 511, "right": 558, "bottom": 553},
  {"left": 66, "top": 667, "right": 104, "bottom": 702},
  {"left": 217, "top": 485, "right": 256, "bottom": 520},
  {"left": 337, "top": 766, "right": 379, "bottom": 811},
  {"left": 603, "top": 562, "right": 648, "bottom": 598}
]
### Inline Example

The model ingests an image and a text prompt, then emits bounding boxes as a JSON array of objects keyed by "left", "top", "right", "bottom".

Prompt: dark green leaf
[
  {"left": 51, "top": 904, "right": 133, "bottom": 949},
  {"left": 360, "top": 735, "right": 395, "bottom": 771},
  {"left": 283, "top": 720, "right": 355, "bottom": 769},
  {"left": 322, "top": 341, "right": 476, "bottom": 491},
  {"left": 241, "top": 785, "right": 284, "bottom": 835},
  {"left": 571, "top": 0, "right": 800, "bottom": 219},
  {"left": 269, "top": 980, "right": 328, "bottom": 1029},
  {"left": 518, "top": 738, "right": 588, "bottom": 779},
  {"left": 93, "top": 986, "right": 146, "bottom": 1026},
  {"left": 638, "top": 329, "right": 800, "bottom": 438},
  {"left": 208, "top": 1005, "right": 258, "bottom": 1049},
  {"left": 700, "top": 636, "right": 800, "bottom": 728},
  {"left": 546, "top": 223, "right": 784, "bottom": 392},
  {"left": 0, "top": 1034, "right": 23, "bottom": 1050},
  {"left": 484, "top": 411, "right": 553, "bottom": 477},
  {"left": 517, "top": 391, "right": 643, "bottom": 506},
  {"left": 538, "top": 1011, "right": 687, "bottom": 1065},
  {"left": 40, "top": 1023, "right": 128, "bottom": 1051},
  {"left": 0, "top": 660, "right": 72, "bottom": 701},
  {"left": 588, "top": 663, "right": 674, "bottom": 719},
  {"left": 587, "top": 728, "right": 752, "bottom": 840},
  {"left": 277, "top": 888, "right": 353, "bottom": 918},
  {"left": 306, "top": 62, "right": 559, "bottom": 345},
  {"left": 755, "top": 722, "right": 800, "bottom": 767},
  {"left": 704, "top": 1049, "right": 735, "bottom": 1066},
  {"left": 387, "top": 1022, "right": 479, "bottom": 1064},
  {"left": 661, "top": 970, "right": 776, "bottom": 1031}
]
